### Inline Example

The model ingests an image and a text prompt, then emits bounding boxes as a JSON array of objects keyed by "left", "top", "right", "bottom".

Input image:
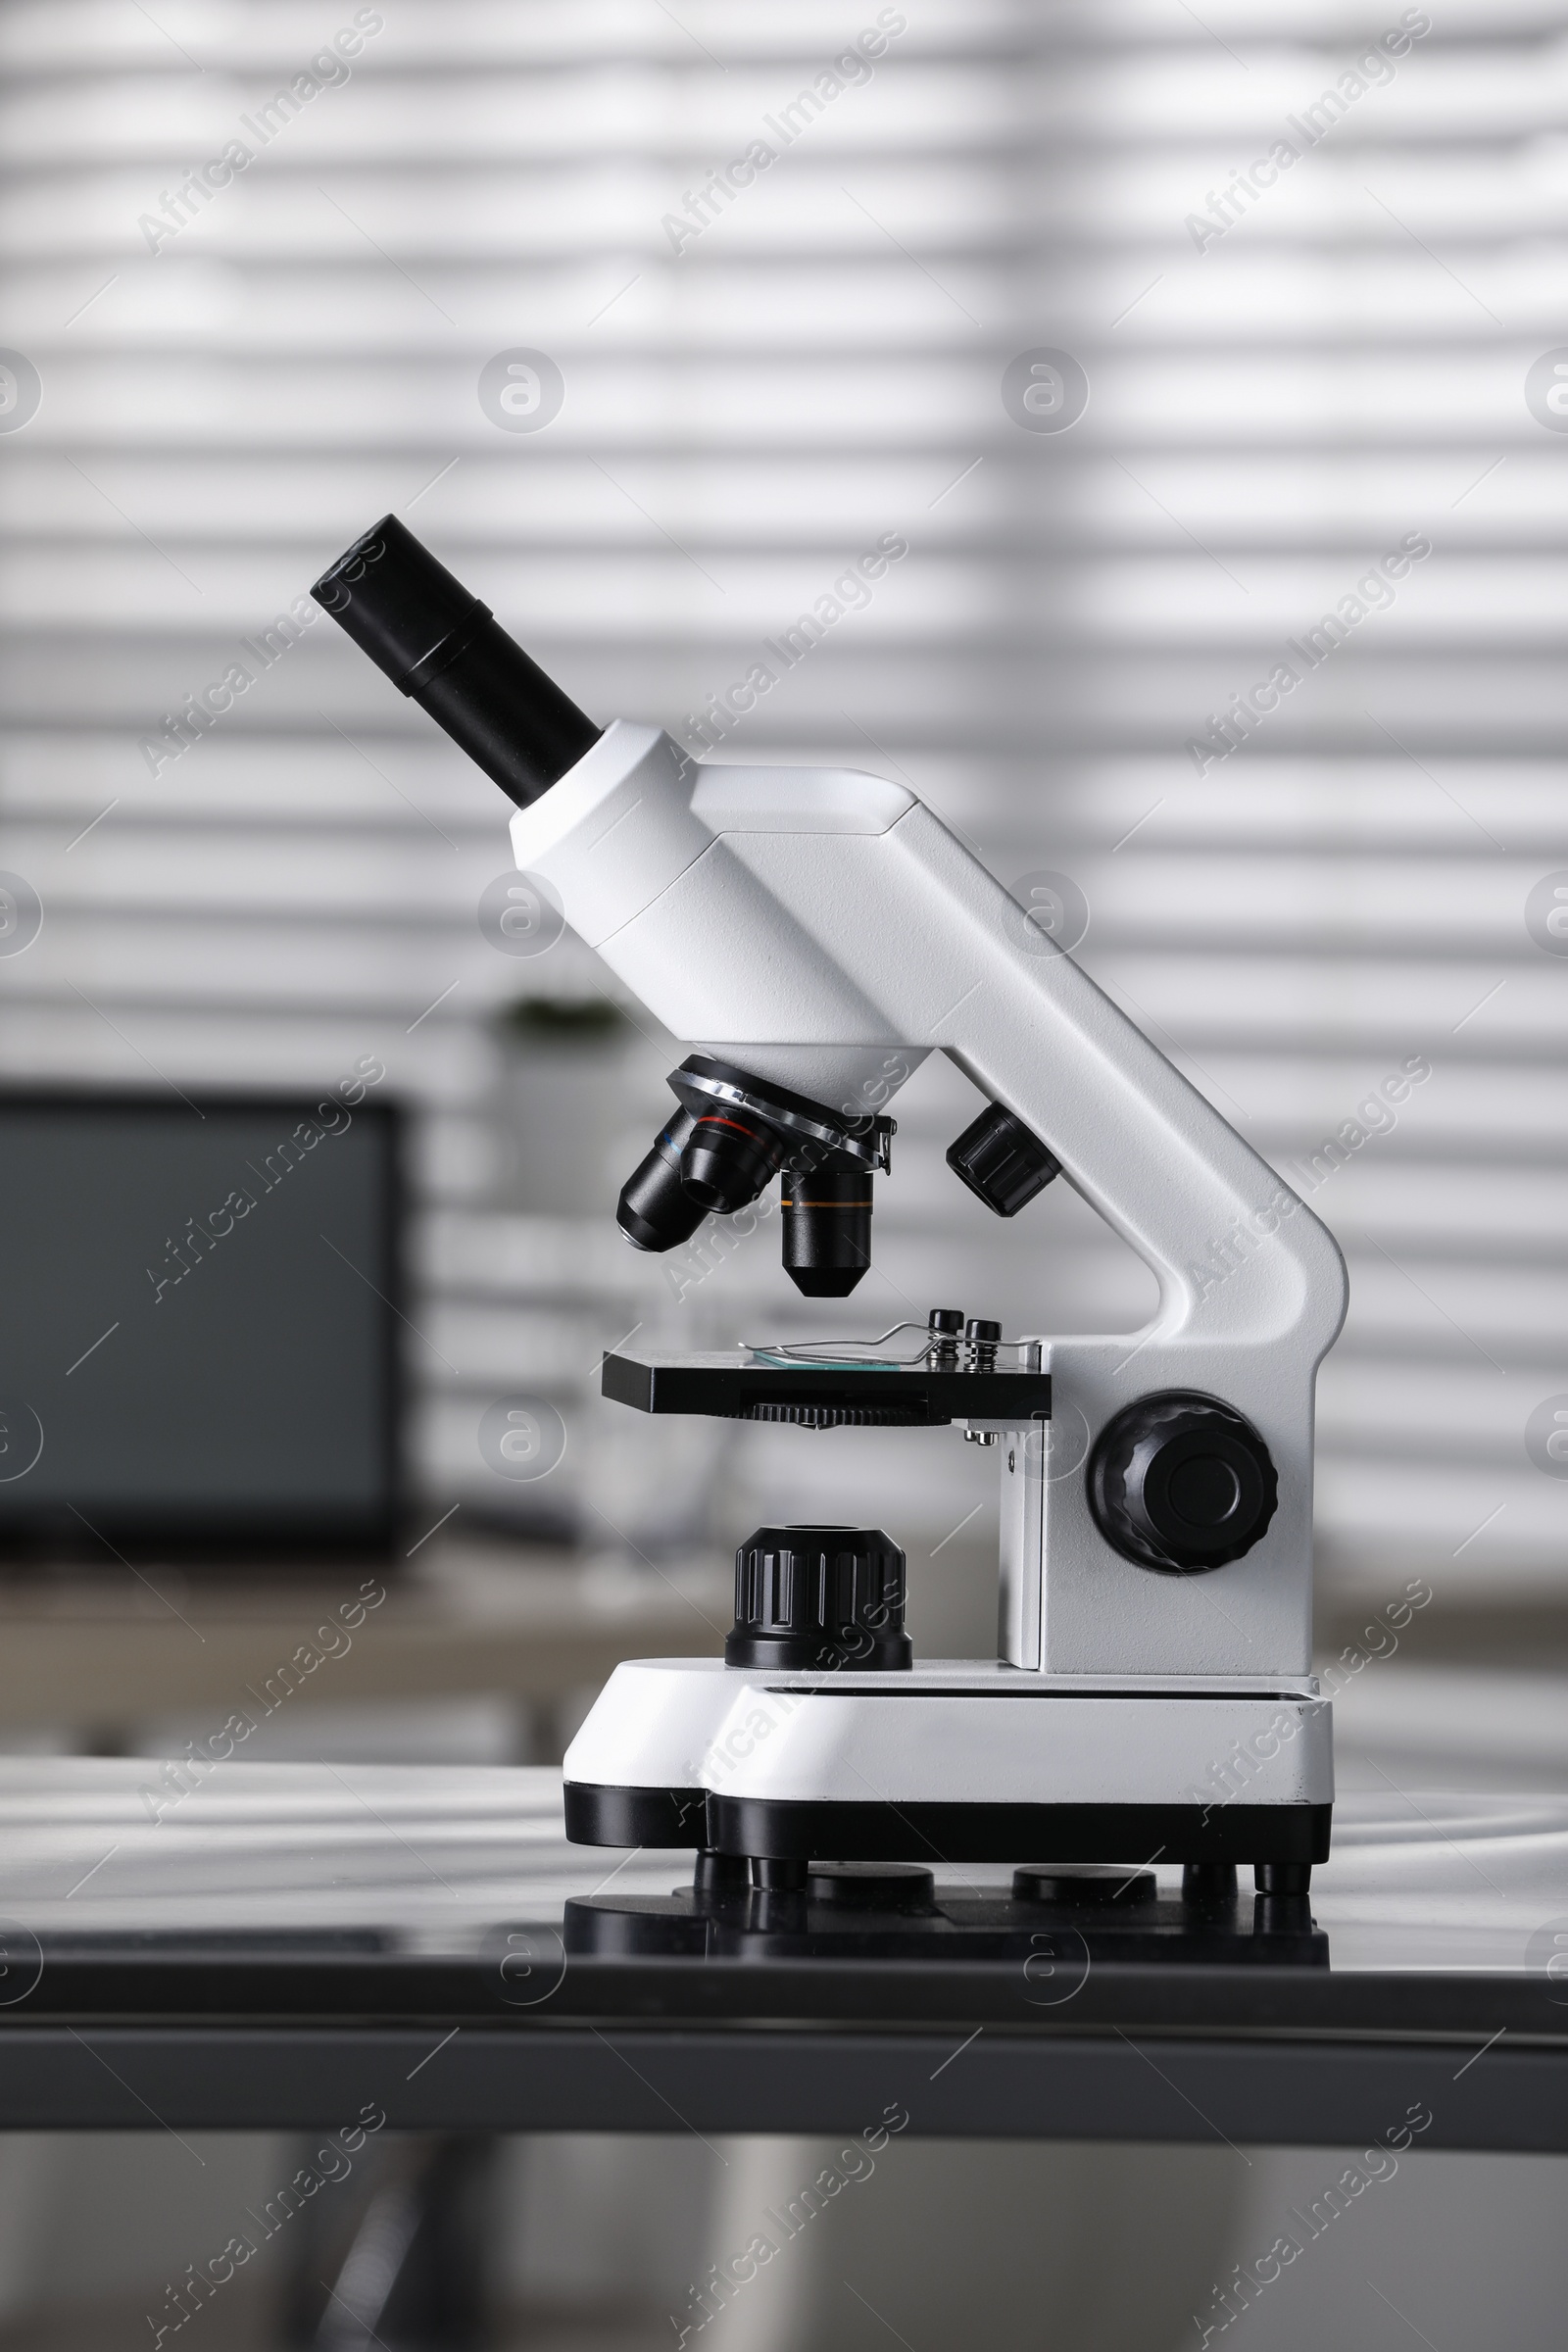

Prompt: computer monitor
[{"left": 0, "top": 1090, "right": 402, "bottom": 1562}]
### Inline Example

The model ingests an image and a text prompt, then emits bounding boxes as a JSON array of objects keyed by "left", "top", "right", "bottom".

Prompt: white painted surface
[
  {"left": 516, "top": 722, "right": 1348, "bottom": 1687},
  {"left": 564, "top": 1657, "right": 1333, "bottom": 1810}
]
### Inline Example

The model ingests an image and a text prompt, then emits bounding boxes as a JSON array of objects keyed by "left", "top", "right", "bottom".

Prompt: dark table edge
[
  {"left": 0, "top": 1957, "right": 1563, "bottom": 2040},
  {"left": 2, "top": 2026, "right": 1561, "bottom": 2153}
]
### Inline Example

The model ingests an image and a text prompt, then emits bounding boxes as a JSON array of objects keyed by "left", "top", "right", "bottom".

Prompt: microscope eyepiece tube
[{"left": 312, "top": 515, "right": 602, "bottom": 808}]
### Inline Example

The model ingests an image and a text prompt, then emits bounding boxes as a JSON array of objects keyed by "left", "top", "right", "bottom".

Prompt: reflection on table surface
[{"left": 0, "top": 1759, "right": 1558, "bottom": 1984}]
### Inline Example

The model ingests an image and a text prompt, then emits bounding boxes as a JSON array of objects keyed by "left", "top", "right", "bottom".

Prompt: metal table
[{"left": 0, "top": 1759, "right": 1561, "bottom": 2153}]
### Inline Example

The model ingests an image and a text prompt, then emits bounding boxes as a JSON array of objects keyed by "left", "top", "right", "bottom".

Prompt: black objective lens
[
  {"left": 312, "top": 515, "right": 601, "bottom": 809},
  {"left": 616, "top": 1109, "right": 707, "bottom": 1252},
  {"left": 679, "top": 1113, "right": 786, "bottom": 1215},
  {"left": 782, "top": 1163, "right": 872, "bottom": 1298},
  {"left": 614, "top": 1057, "right": 891, "bottom": 1274}
]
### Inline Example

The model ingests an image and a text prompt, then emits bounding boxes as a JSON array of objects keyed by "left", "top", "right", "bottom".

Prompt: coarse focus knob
[
  {"left": 727, "top": 1525, "right": 912, "bottom": 1670},
  {"left": 1087, "top": 1392, "right": 1278, "bottom": 1575}
]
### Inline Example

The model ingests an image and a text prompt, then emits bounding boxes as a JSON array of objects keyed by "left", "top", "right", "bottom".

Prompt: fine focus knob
[
  {"left": 1087, "top": 1393, "right": 1278, "bottom": 1575},
  {"left": 727, "top": 1525, "right": 912, "bottom": 1670},
  {"left": 947, "top": 1102, "right": 1060, "bottom": 1218}
]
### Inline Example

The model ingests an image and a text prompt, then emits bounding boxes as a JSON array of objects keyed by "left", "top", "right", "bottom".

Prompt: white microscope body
[
  {"left": 525, "top": 723, "right": 1347, "bottom": 1885},
  {"left": 314, "top": 516, "right": 1348, "bottom": 1891}
]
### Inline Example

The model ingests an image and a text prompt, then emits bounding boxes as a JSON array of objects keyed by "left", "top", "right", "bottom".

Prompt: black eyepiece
[{"left": 312, "top": 515, "right": 601, "bottom": 808}]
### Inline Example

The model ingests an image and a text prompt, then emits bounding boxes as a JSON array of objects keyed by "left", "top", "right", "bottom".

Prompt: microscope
[{"left": 316, "top": 517, "right": 1348, "bottom": 1911}]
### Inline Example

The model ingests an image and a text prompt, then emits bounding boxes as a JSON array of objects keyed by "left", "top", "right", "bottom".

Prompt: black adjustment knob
[
  {"left": 727, "top": 1526, "right": 912, "bottom": 1671},
  {"left": 947, "top": 1102, "right": 1060, "bottom": 1218},
  {"left": 1087, "top": 1392, "right": 1278, "bottom": 1575},
  {"left": 965, "top": 1317, "right": 1001, "bottom": 1370},
  {"left": 927, "top": 1306, "right": 963, "bottom": 1368}
]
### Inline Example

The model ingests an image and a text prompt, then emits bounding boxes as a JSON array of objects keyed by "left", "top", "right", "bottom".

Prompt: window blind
[{"left": 0, "top": 0, "right": 1560, "bottom": 1600}]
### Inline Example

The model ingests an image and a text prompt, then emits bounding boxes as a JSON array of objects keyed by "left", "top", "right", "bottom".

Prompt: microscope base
[
  {"left": 713, "top": 1793, "right": 1326, "bottom": 1869},
  {"left": 566, "top": 1784, "right": 1330, "bottom": 1875},
  {"left": 562, "top": 1659, "right": 1334, "bottom": 1878}
]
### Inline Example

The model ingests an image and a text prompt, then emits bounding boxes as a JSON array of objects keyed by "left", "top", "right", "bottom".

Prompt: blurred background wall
[
  {"left": 6, "top": 0, "right": 1560, "bottom": 1637},
  {"left": 0, "top": 0, "right": 1563, "bottom": 1620},
  {"left": 0, "top": 9, "right": 1564, "bottom": 2351}
]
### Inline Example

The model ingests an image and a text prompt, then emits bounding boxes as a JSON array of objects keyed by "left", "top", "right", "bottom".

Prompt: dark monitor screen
[{"left": 0, "top": 1092, "right": 401, "bottom": 1561}]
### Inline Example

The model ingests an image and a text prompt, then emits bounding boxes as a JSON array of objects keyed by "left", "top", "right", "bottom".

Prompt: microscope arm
[
  {"left": 514, "top": 720, "right": 1348, "bottom": 1677},
  {"left": 312, "top": 516, "right": 1344, "bottom": 1888},
  {"left": 513, "top": 719, "right": 1346, "bottom": 1354},
  {"left": 309, "top": 516, "right": 1344, "bottom": 1686}
]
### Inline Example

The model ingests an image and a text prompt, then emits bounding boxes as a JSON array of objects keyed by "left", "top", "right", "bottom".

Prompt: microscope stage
[{"left": 601, "top": 1349, "right": 1052, "bottom": 1428}]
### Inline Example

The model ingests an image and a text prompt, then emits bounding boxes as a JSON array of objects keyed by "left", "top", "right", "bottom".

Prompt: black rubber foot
[
  {"left": 692, "top": 1850, "right": 750, "bottom": 1895},
  {"left": 808, "top": 1862, "right": 936, "bottom": 1913},
  {"left": 1182, "top": 1861, "right": 1238, "bottom": 1904},
  {"left": 1014, "top": 1865, "right": 1155, "bottom": 1908},
  {"left": 1254, "top": 1862, "right": 1311, "bottom": 1896},
  {"left": 753, "top": 1858, "right": 808, "bottom": 1893}
]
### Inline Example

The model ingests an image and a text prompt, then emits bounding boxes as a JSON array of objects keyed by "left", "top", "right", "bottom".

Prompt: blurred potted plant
[{"left": 492, "top": 995, "right": 639, "bottom": 1214}]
